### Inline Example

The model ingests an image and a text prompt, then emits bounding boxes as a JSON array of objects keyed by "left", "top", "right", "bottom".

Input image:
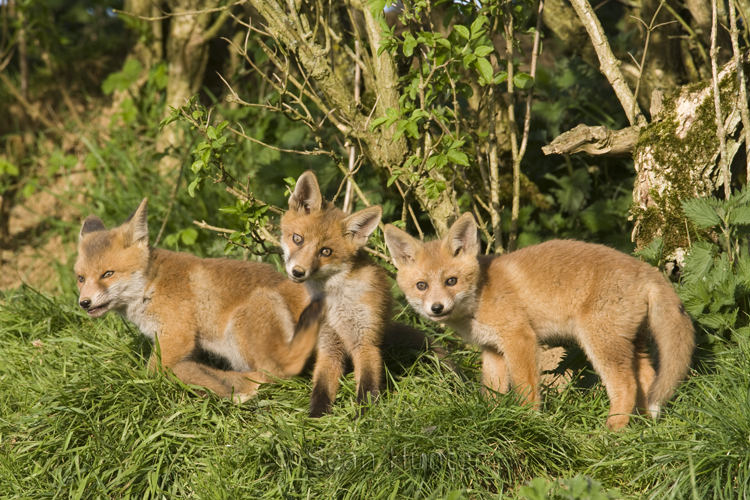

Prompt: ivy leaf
[{"left": 513, "top": 72, "right": 535, "bottom": 90}]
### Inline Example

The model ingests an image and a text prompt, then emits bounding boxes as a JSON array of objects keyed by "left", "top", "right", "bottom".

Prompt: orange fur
[
  {"left": 385, "top": 213, "right": 695, "bottom": 430},
  {"left": 74, "top": 199, "right": 324, "bottom": 402}
]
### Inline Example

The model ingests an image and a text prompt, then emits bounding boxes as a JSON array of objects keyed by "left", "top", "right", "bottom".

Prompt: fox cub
[
  {"left": 384, "top": 213, "right": 695, "bottom": 430},
  {"left": 280, "top": 171, "right": 391, "bottom": 417},
  {"left": 75, "top": 198, "right": 324, "bottom": 402}
]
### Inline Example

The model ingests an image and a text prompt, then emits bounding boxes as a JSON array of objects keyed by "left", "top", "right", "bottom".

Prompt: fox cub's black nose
[
  {"left": 80, "top": 299, "right": 92, "bottom": 310},
  {"left": 431, "top": 303, "right": 444, "bottom": 314},
  {"left": 292, "top": 267, "right": 306, "bottom": 279}
]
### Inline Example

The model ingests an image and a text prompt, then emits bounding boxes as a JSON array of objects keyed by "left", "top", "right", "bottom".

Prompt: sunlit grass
[{"left": 0, "top": 287, "right": 744, "bottom": 498}]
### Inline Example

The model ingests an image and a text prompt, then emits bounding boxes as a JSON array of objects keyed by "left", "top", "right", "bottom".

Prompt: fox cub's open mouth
[{"left": 86, "top": 302, "right": 110, "bottom": 317}]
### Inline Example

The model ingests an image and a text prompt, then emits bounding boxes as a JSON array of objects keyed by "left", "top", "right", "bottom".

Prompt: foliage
[
  {"left": 519, "top": 475, "right": 621, "bottom": 500},
  {"left": 671, "top": 186, "right": 750, "bottom": 343}
]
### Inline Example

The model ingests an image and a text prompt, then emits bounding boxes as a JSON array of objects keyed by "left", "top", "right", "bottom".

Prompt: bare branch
[
  {"left": 542, "top": 124, "right": 640, "bottom": 156},
  {"left": 113, "top": 1, "right": 247, "bottom": 21},
  {"left": 569, "top": 0, "right": 647, "bottom": 126}
]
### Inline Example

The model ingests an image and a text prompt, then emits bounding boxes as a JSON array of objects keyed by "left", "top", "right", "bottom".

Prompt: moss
[{"left": 631, "top": 68, "right": 740, "bottom": 260}]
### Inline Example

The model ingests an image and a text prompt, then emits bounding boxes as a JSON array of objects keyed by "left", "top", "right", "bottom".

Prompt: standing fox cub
[
  {"left": 280, "top": 171, "right": 391, "bottom": 417},
  {"left": 384, "top": 213, "right": 695, "bottom": 430},
  {"left": 75, "top": 198, "right": 324, "bottom": 402}
]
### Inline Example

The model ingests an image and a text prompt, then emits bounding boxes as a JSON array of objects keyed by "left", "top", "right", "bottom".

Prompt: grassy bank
[{"left": 0, "top": 287, "right": 746, "bottom": 499}]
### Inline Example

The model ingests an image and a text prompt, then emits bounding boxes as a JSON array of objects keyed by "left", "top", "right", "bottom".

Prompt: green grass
[{"left": 1, "top": 287, "right": 747, "bottom": 499}]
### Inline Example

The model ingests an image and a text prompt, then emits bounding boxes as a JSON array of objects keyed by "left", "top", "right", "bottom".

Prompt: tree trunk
[{"left": 630, "top": 56, "right": 745, "bottom": 263}]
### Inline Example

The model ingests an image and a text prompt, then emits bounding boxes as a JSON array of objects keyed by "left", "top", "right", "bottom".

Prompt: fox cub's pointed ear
[
  {"left": 445, "top": 212, "right": 480, "bottom": 257},
  {"left": 79, "top": 215, "right": 106, "bottom": 242},
  {"left": 343, "top": 205, "right": 382, "bottom": 248},
  {"left": 384, "top": 224, "right": 421, "bottom": 269},
  {"left": 289, "top": 171, "right": 323, "bottom": 214},
  {"left": 123, "top": 198, "right": 149, "bottom": 247}
]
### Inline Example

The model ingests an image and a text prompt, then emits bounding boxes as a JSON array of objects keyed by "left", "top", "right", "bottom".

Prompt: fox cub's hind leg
[{"left": 576, "top": 327, "right": 640, "bottom": 430}]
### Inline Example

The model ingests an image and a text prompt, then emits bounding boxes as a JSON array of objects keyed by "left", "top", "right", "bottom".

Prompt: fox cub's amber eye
[
  {"left": 445, "top": 277, "right": 458, "bottom": 286},
  {"left": 416, "top": 282, "right": 428, "bottom": 291},
  {"left": 101, "top": 271, "right": 114, "bottom": 279},
  {"left": 320, "top": 247, "right": 332, "bottom": 257},
  {"left": 293, "top": 234, "right": 303, "bottom": 245},
  {"left": 78, "top": 276, "right": 85, "bottom": 283}
]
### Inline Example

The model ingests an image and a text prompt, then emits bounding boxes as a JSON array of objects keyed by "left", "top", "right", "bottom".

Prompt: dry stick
[
  {"left": 728, "top": 0, "right": 750, "bottom": 182},
  {"left": 505, "top": 1, "right": 521, "bottom": 253},
  {"left": 343, "top": 39, "right": 361, "bottom": 214},
  {"left": 569, "top": 0, "right": 646, "bottom": 127},
  {"left": 711, "top": 0, "right": 731, "bottom": 199}
]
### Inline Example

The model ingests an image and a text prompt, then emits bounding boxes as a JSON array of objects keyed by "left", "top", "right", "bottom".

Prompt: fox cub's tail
[{"left": 647, "top": 281, "right": 695, "bottom": 417}]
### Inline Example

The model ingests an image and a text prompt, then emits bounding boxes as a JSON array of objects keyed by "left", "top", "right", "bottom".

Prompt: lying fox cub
[
  {"left": 74, "top": 198, "right": 324, "bottom": 402},
  {"left": 384, "top": 213, "right": 695, "bottom": 430}
]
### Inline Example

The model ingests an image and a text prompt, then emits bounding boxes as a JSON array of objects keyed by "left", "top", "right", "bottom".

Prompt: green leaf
[
  {"left": 519, "top": 477, "right": 554, "bottom": 500},
  {"left": 682, "top": 198, "right": 721, "bottom": 228},
  {"left": 470, "top": 16, "right": 489, "bottom": 38},
  {"left": 454, "top": 25, "right": 470, "bottom": 39},
  {"left": 513, "top": 72, "right": 535, "bottom": 90},
  {"left": 207, "top": 126, "right": 217, "bottom": 140},
  {"left": 0, "top": 159, "right": 19, "bottom": 176},
  {"left": 447, "top": 149, "right": 469, "bottom": 166},
  {"left": 423, "top": 178, "right": 446, "bottom": 199},
  {"left": 180, "top": 228, "right": 198, "bottom": 246},
  {"left": 188, "top": 177, "right": 201, "bottom": 197},
  {"left": 728, "top": 204, "right": 750, "bottom": 226},
  {"left": 493, "top": 71, "right": 508, "bottom": 84},
  {"left": 474, "top": 45, "right": 494, "bottom": 57},
  {"left": 403, "top": 32, "right": 417, "bottom": 57},
  {"left": 475, "top": 58, "right": 494, "bottom": 85}
]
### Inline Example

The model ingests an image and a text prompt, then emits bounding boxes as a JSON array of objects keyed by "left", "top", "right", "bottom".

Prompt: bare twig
[
  {"left": 629, "top": 2, "right": 675, "bottom": 120},
  {"left": 711, "top": 0, "right": 731, "bottom": 199},
  {"left": 113, "top": 1, "right": 247, "bottom": 22}
]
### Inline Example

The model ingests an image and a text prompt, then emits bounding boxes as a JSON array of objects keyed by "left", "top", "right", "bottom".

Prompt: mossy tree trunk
[{"left": 631, "top": 57, "right": 746, "bottom": 263}]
